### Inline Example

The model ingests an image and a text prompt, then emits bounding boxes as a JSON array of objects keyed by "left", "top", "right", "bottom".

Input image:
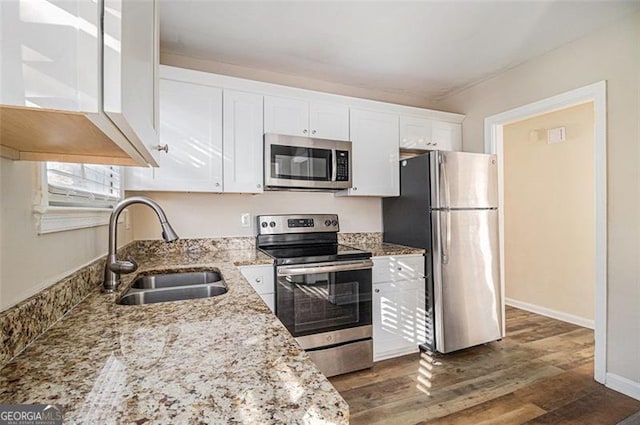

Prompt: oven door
[{"left": 275, "top": 259, "right": 373, "bottom": 338}]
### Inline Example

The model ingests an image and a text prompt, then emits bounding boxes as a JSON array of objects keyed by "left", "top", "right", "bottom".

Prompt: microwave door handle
[{"left": 331, "top": 149, "right": 338, "bottom": 182}]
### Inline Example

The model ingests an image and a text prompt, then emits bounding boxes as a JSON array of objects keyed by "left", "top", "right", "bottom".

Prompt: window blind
[{"left": 46, "top": 162, "right": 122, "bottom": 208}]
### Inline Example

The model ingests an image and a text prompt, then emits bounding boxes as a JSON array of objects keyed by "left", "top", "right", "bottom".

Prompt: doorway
[
  {"left": 484, "top": 81, "right": 607, "bottom": 383},
  {"left": 503, "top": 101, "right": 595, "bottom": 328}
]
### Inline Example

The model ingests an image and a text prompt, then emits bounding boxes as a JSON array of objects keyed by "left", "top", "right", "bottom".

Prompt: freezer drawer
[{"left": 431, "top": 209, "right": 502, "bottom": 353}]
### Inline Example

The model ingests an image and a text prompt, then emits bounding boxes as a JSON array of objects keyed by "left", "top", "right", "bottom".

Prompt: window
[
  {"left": 46, "top": 162, "right": 122, "bottom": 208},
  {"left": 33, "top": 162, "right": 124, "bottom": 234}
]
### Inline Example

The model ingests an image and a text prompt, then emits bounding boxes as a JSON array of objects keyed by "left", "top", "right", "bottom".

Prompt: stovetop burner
[
  {"left": 256, "top": 214, "right": 371, "bottom": 265},
  {"left": 259, "top": 243, "right": 370, "bottom": 265}
]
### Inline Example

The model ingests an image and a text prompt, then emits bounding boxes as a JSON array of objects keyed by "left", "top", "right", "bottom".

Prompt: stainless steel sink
[
  {"left": 131, "top": 270, "right": 223, "bottom": 289},
  {"left": 118, "top": 284, "right": 228, "bottom": 305},
  {"left": 118, "top": 269, "right": 227, "bottom": 305}
]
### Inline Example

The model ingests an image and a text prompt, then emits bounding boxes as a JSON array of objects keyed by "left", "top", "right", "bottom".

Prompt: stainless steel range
[{"left": 257, "top": 214, "right": 373, "bottom": 377}]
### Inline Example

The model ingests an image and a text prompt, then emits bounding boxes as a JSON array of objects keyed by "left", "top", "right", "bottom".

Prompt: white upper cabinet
[
  {"left": 264, "top": 96, "right": 309, "bottom": 137},
  {"left": 400, "top": 115, "right": 461, "bottom": 152},
  {"left": 0, "top": 0, "right": 158, "bottom": 166},
  {"left": 309, "top": 102, "right": 349, "bottom": 140},
  {"left": 431, "top": 120, "right": 462, "bottom": 151},
  {"left": 126, "top": 78, "right": 223, "bottom": 192},
  {"left": 264, "top": 96, "right": 349, "bottom": 141},
  {"left": 400, "top": 116, "right": 432, "bottom": 149},
  {"left": 223, "top": 90, "right": 264, "bottom": 193},
  {"left": 103, "top": 0, "right": 159, "bottom": 160},
  {"left": 341, "top": 109, "right": 399, "bottom": 197},
  {"left": 0, "top": 0, "right": 100, "bottom": 112}
]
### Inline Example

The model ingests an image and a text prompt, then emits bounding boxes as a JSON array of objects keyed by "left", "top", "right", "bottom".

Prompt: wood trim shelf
[{"left": 0, "top": 105, "right": 140, "bottom": 166}]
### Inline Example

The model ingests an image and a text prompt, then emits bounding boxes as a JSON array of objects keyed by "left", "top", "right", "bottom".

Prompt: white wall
[
  {"left": 0, "top": 158, "right": 132, "bottom": 311},
  {"left": 439, "top": 12, "right": 640, "bottom": 390},
  {"left": 127, "top": 191, "right": 382, "bottom": 240},
  {"left": 503, "top": 102, "right": 595, "bottom": 323}
]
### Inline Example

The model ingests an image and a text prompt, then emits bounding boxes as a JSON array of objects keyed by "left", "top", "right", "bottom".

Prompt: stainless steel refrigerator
[{"left": 382, "top": 151, "right": 502, "bottom": 353}]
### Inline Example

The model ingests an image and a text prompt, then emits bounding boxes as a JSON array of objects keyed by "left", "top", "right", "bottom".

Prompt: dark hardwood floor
[{"left": 329, "top": 306, "right": 640, "bottom": 424}]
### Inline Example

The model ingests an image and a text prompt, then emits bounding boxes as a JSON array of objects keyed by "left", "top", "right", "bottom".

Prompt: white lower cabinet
[
  {"left": 239, "top": 265, "right": 275, "bottom": 313},
  {"left": 372, "top": 255, "right": 426, "bottom": 361}
]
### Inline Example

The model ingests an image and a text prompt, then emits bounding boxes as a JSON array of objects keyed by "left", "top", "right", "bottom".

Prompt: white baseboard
[
  {"left": 606, "top": 373, "right": 640, "bottom": 401},
  {"left": 505, "top": 298, "right": 594, "bottom": 329}
]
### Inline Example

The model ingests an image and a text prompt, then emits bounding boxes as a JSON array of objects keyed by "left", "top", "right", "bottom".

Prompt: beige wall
[
  {"left": 127, "top": 191, "right": 381, "bottom": 240},
  {"left": 504, "top": 102, "right": 595, "bottom": 321},
  {"left": 439, "top": 12, "right": 640, "bottom": 384},
  {"left": 0, "top": 158, "right": 132, "bottom": 311},
  {"left": 160, "top": 52, "right": 442, "bottom": 110}
]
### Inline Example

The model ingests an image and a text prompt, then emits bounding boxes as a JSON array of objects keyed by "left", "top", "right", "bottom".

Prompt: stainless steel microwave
[{"left": 264, "top": 133, "right": 352, "bottom": 191}]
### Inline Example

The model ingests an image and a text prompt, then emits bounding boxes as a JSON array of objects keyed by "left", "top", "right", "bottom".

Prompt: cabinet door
[
  {"left": 223, "top": 90, "right": 264, "bottom": 193},
  {"left": 400, "top": 116, "right": 432, "bottom": 150},
  {"left": 431, "top": 121, "right": 462, "bottom": 151},
  {"left": 0, "top": 0, "right": 100, "bottom": 112},
  {"left": 309, "top": 102, "right": 349, "bottom": 141},
  {"left": 264, "top": 96, "right": 309, "bottom": 137},
  {"left": 344, "top": 109, "right": 399, "bottom": 197},
  {"left": 103, "top": 0, "right": 158, "bottom": 159},
  {"left": 373, "top": 278, "right": 426, "bottom": 361},
  {"left": 150, "top": 79, "right": 222, "bottom": 191}
]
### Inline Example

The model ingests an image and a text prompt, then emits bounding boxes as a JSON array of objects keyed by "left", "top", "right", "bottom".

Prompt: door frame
[{"left": 484, "top": 81, "right": 607, "bottom": 383}]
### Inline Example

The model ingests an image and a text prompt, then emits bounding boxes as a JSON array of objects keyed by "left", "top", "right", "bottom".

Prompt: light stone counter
[{"left": 0, "top": 246, "right": 349, "bottom": 424}]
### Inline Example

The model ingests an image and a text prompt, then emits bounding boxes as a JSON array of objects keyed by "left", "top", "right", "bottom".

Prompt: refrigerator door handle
[
  {"left": 441, "top": 210, "right": 451, "bottom": 264},
  {"left": 440, "top": 153, "right": 451, "bottom": 209},
  {"left": 443, "top": 210, "right": 451, "bottom": 264}
]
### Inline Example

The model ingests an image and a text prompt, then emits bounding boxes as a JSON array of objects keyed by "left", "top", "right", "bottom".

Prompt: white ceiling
[{"left": 159, "top": 1, "right": 640, "bottom": 102}]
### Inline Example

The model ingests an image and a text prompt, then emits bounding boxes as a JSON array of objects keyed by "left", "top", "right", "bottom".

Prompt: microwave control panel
[{"left": 336, "top": 151, "right": 350, "bottom": 181}]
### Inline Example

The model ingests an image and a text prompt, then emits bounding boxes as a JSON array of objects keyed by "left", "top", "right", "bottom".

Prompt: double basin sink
[{"left": 118, "top": 270, "right": 228, "bottom": 305}]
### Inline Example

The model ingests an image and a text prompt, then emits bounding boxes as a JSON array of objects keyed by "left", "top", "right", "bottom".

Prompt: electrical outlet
[{"left": 241, "top": 213, "right": 251, "bottom": 228}]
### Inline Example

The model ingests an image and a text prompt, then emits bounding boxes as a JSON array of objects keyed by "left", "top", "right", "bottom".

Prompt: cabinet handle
[
  {"left": 375, "top": 289, "right": 380, "bottom": 293},
  {"left": 397, "top": 267, "right": 402, "bottom": 271},
  {"left": 256, "top": 184, "right": 261, "bottom": 189},
  {"left": 312, "top": 130, "right": 317, "bottom": 135},
  {"left": 303, "top": 129, "right": 308, "bottom": 134},
  {"left": 353, "top": 187, "right": 357, "bottom": 191},
  {"left": 215, "top": 182, "right": 220, "bottom": 187},
  {"left": 255, "top": 277, "right": 262, "bottom": 283},
  {"left": 155, "top": 144, "right": 169, "bottom": 153}
]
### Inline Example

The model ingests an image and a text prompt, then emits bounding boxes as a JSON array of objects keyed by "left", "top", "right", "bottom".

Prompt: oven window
[
  {"left": 276, "top": 268, "right": 372, "bottom": 337},
  {"left": 271, "top": 145, "right": 331, "bottom": 181}
]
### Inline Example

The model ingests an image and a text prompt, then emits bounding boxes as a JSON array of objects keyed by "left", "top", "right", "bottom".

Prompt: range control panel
[{"left": 257, "top": 214, "right": 339, "bottom": 235}]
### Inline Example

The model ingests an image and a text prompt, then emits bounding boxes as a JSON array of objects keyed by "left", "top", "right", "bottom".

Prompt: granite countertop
[
  {"left": 338, "top": 234, "right": 425, "bottom": 257},
  {"left": 0, "top": 247, "right": 349, "bottom": 424}
]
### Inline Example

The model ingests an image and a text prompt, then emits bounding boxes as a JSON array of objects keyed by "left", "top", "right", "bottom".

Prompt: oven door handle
[{"left": 277, "top": 259, "right": 374, "bottom": 276}]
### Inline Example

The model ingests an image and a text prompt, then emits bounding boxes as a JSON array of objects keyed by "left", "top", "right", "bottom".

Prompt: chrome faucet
[{"left": 103, "top": 196, "right": 178, "bottom": 292}]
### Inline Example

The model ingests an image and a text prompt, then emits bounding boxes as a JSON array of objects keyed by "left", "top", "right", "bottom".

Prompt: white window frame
[{"left": 33, "top": 163, "right": 125, "bottom": 234}]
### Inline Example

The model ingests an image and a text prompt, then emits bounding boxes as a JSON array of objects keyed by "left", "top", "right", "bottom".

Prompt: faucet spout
[{"left": 103, "top": 196, "right": 179, "bottom": 292}]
